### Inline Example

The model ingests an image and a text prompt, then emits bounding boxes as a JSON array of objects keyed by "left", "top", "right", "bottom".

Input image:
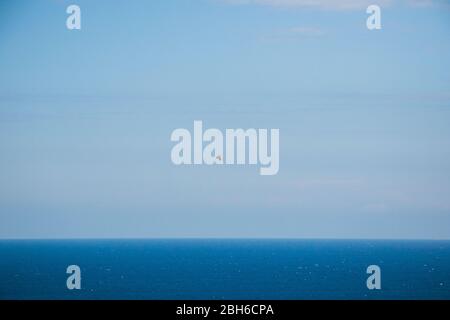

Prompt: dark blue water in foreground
[{"left": 0, "top": 239, "right": 449, "bottom": 300}]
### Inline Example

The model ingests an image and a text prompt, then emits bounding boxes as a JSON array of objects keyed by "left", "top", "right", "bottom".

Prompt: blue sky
[{"left": 0, "top": 0, "right": 450, "bottom": 239}]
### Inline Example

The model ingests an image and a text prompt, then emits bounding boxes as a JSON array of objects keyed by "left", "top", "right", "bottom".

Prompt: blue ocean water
[{"left": 0, "top": 239, "right": 449, "bottom": 300}]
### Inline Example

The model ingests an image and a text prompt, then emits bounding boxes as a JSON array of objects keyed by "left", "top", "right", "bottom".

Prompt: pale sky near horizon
[{"left": 1, "top": 0, "right": 450, "bottom": 239}]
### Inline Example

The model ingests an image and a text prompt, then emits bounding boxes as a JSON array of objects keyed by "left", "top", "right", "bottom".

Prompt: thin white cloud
[
  {"left": 406, "top": 0, "right": 450, "bottom": 7},
  {"left": 221, "top": 0, "right": 446, "bottom": 10},
  {"left": 408, "top": 0, "right": 434, "bottom": 6},
  {"left": 221, "top": 0, "right": 392, "bottom": 10}
]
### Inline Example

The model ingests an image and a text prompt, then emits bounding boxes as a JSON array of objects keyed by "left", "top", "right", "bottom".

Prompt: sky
[{"left": 0, "top": 0, "right": 450, "bottom": 239}]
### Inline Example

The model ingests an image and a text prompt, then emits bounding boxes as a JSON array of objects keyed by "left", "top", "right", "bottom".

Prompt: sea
[{"left": 0, "top": 239, "right": 449, "bottom": 300}]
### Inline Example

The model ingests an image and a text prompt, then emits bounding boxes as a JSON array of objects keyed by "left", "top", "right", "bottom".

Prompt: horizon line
[{"left": 1, "top": 237, "right": 449, "bottom": 241}]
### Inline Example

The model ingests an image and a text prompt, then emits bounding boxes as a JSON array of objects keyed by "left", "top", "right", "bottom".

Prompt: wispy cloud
[
  {"left": 221, "top": 0, "right": 446, "bottom": 10},
  {"left": 407, "top": 0, "right": 450, "bottom": 8},
  {"left": 221, "top": 0, "right": 392, "bottom": 10}
]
